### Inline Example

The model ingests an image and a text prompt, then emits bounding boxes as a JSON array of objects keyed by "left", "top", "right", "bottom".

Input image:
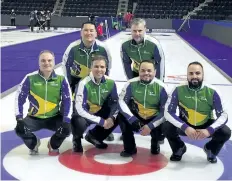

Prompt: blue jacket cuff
[
  {"left": 63, "top": 117, "right": 71, "bottom": 123},
  {"left": 147, "top": 122, "right": 155, "bottom": 130},
  {"left": 181, "top": 123, "right": 189, "bottom": 132},
  {"left": 206, "top": 127, "right": 215, "bottom": 136},
  {"left": 128, "top": 116, "right": 137, "bottom": 124},
  {"left": 99, "top": 118, "right": 105, "bottom": 126},
  {"left": 16, "top": 115, "right": 23, "bottom": 120}
]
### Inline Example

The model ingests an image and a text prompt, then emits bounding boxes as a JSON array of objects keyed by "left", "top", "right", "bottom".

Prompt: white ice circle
[
  {"left": 94, "top": 153, "right": 133, "bottom": 164},
  {"left": 3, "top": 134, "right": 224, "bottom": 180}
]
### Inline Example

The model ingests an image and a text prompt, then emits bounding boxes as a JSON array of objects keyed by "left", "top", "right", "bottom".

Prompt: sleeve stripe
[
  {"left": 15, "top": 75, "right": 30, "bottom": 117},
  {"left": 63, "top": 77, "right": 73, "bottom": 120},
  {"left": 146, "top": 35, "right": 165, "bottom": 80},
  {"left": 152, "top": 117, "right": 165, "bottom": 127},
  {"left": 211, "top": 89, "right": 228, "bottom": 129},
  {"left": 75, "top": 79, "right": 101, "bottom": 124},
  {"left": 62, "top": 40, "right": 80, "bottom": 77},
  {"left": 119, "top": 82, "right": 135, "bottom": 120},
  {"left": 164, "top": 87, "right": 184, "bottom": 129}
]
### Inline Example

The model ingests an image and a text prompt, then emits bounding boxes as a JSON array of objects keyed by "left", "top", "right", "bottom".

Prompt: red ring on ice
[{"left": 59, "top": 144, "right": 168, "bottom": 176}]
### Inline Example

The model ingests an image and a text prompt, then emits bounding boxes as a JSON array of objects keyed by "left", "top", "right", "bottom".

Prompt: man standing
[
  {"left": 62, "top": 21, "right": 114, "bottom": 141},
  {"left": 72, "top": 55, "right": 118, "bottom": 152},
  {"left": 10, "top": 9, "right": 16, "bottom": 26},
  {"left": 29, "top": 10, "right": 37, "bottom": 32},
  {"left": 97, "top": 22, "right": 104, "bottom": 40},
  {"left": 121, "top": 18, "right": 165, "bottom": 81},
  {"left": 62, "top": 22, "right": 111, "bottom": 93},
  {"left": 120, "top": 18, "right": 165, "bottom": 141},
  {"left": 46, "top": 10, "right": 53, "bottom": 31},
  {"left": 88, "top": 14, "right": 95, "bottom": 24}
]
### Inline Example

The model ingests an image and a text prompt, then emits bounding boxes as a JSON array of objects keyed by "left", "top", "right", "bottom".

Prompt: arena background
[{"left": 1, "top": 0, "right": 232, "bottom": 180}]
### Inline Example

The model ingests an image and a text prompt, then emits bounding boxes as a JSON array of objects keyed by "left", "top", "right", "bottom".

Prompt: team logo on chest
[
  {"left": 101, "top": 89, "right": 108, "bottom": 94},
  {"left": 149, "top": 91, "right": 156, "bottom": 96},
  {"left": 34, "top": 82, "right": 42, "bottom": 86},
  {"left": 49, "top": 81, "right": 59, "bottom": 86}
]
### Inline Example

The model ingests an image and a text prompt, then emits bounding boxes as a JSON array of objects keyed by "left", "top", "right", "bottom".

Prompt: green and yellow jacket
[
  {"left": 165, "top": 82, "right": 228, "bottom": 135},
  {"left": 15, "top": 71, "right": 72, "bottom": 123},
  {"left": 119, "top": 77, "right": 168, "bottom": 130},
  {"left": 74, "top": 72, "right": 118, "bottom": 126},
  {"left": 121, "top": 35, "right": 165, "bottom": 80},
  {"left": 62, "top": 39, "right": 111, "bottom": 84}
]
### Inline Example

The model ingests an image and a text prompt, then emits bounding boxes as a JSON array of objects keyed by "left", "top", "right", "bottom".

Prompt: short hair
[
  {"left": 91, "top": 55, "right": 107, "bottom": 66},
  {"left": 81, "top": 21, "right": 97, "bottom": 30},
  {"left": 188, "top": 61, "right": 203, "bottom": 70},
  {"left": 139, "top": 60, "right": 156, "bottom": 70},
  {"left": 38, "top": 50, "right": 55, "bottom": 63},
  {"left": 131, "top": 18, "right": 146, "bottom": 27}
]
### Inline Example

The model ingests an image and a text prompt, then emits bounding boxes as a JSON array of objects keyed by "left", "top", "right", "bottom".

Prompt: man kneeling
[
  {"left": 71, "top": 55, "right": 118, "bottom": 152},
  {"left": 118, "top": 60, "right": 168, "bottom": 157},
  {"left": 164, "top": 61, "right": 231, "bottom": 163},
  {"left": 15, "top": 50, "right": 72, "bottom": 156}
]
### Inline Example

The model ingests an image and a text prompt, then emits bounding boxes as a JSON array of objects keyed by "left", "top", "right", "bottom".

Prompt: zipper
[
  {"left": 87, "top": 45, "right": 94, "bottom": 70},
  {"left": 39, "top": 74, "right": 48, "bottom": 117},
  {"left": 138, "top": 47, "right": 142, "bottom": 62},
  {"left": 131, "top": 43, "right": 142, "bottom": 69},
  {"left": 194, "top": 91, "right": 197, "bottom": 126},
  {"left": 81, "top": 48, "right": 90, "bottom": 70},
  {"left": 98, "top": 85, "right": 101, "bottom": 105},
  {"left": 44, "top": 80, "right": 48, "bottom": 117},
  {"left": 144, "top": 85, "right": 147, "bottom": 118},
  {"left": 87, "top": 53, "right": 89, "bottom": 70}
]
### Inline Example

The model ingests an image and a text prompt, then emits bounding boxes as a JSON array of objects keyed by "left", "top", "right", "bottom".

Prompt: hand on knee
[
  {"left": 15, "top": 121, "right": 28, "bottom": 135},
  {"left": 131, "top": 120, "right": 142, "bottom": 132},
  {"left": 15, "top": 121, "right": 25, "bottom": 133}
]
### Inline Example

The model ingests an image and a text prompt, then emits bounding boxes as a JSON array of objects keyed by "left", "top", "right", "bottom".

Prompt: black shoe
[
  {"left": 85, "top": 132, "right": 108, "bottom": 149},
  {"left": 120, "top": 148, "right": 137, "bottom": 157},
  {"left": 151, "top": 144, "right": 160, "bottom": 155},
  {"left": 105, "top": 133, "right": 114, "bottom": 141},
  {"left": 204, "top": 145, "right": 217, "bottom": 163},
  {"left": 72, "top": 138, "right": 83, "bottom": 153},
  {"left": 119, "top": 134, "right": 123, "bottom": 141},
  {"left": 170, "top": 145, "right": 187, "bottom": 161}
]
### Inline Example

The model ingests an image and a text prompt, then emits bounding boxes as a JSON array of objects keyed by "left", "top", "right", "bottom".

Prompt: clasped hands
[
  {"left": 185, "top": 127, "right": 210, "bottom": 140},
  {"left": 103, "top": 118, "right": 114, "bottom": 129}
]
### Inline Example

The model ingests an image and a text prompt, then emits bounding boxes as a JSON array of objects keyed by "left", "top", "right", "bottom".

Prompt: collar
[
  {"left": 89, "top": 72, "right": 106, "bottom": 85},
  {"left": 139, "top": 76, "right": 157, "bottom": 85},
  {"left": 38, "top": 70, "right": 57, "bottom": 80},
  {"left": 130, "top": 35, "right": 147, "bottom": 47},
  {"left": 187, "top": 81, "right": 205, "bottom": 91},
  {"left": 79, "top": 40, "right": 99, "bottom": 52}
]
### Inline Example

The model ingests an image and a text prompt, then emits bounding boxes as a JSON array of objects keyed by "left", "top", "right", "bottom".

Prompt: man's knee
[
  {"left": 15, "top": 121, "right": 34, "bottom": 138},
  {"left": 117, "top": 114, "right": 132, "bottom": 133},
  {"left": 215, "top": 125, "right": 231, "bottom": 141},
  {"left": 71, "top": 115, "right": 88, "bottom": 128},
  {"left": 55, "top": 122, "right": 71, "bottom": 138},
  {"left": 162, "top": 121, "right": 176, "bottom": 136}
]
